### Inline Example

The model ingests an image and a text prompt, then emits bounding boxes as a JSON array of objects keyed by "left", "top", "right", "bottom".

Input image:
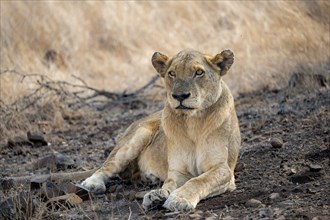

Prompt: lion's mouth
[{"left": 176, "top": 104, "right": 194, "bottom": 110}]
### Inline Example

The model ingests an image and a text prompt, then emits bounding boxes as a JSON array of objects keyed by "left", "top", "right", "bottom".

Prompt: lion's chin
[
  {"left": 175, "top": 104, "right": 195, "bottom": 110},
  {"left": 171, "top": 105, "right": 198, "bottom": 117}
]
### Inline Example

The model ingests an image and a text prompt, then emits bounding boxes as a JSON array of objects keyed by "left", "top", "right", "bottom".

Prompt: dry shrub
[{"left": 1, "top": 1, "right": 329, "bottom": 104}]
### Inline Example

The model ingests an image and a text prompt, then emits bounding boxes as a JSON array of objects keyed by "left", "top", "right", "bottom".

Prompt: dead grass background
[
  {"left": 1, "top": 1, "right": 329, "bottom": 102},
  {"left": 0, "top": 1, "right": 329, "bottom": 140}
]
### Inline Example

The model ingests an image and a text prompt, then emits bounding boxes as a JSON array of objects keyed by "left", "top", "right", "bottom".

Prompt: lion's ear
[
  {"left": 210, "top": 50, "right": 234, "bottom": 76},
  {"left": 151, "top": 52, "right": 169, "bottom": 77}
]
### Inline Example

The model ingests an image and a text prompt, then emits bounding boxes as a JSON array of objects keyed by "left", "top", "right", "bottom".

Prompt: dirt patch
[{"left": 1, "top": 76, "right": 329, "bottom": 219}]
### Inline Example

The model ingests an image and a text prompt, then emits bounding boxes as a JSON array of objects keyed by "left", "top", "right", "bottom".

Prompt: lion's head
[{"left": 152, "top": 49, "right": 234, "bottom": 115}]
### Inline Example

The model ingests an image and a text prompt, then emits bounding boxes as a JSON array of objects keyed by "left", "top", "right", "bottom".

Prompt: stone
[
  {"left": 270, "top": 137, "right": 283, "bottom": 148},
  {"left": 270, "top": 192, "right": 280, "bottom": 200},
  {"left": 245, "top": 198, "right": 263, "bottom": 207},
  {"left": 27, "top": 131, "right": 48, "bottom": 146},
  {"left": 309, "top": 164, "right": 322, "bottom": 172}
]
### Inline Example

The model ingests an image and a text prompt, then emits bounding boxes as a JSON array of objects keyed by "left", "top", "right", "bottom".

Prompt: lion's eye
[
  {"left": 195, "top": 69, "right": 205, "bottom": 77},
  {"left": 168, "top": 71, "right": 176, "bottom": 78}
]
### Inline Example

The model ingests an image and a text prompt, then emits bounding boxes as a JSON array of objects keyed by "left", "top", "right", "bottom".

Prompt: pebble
[
  {"left": 270, "top": 137, "right": 283, "bottom": 148},
  {"left": 309, "top": 164, "right": 322, "bottom": 172},
  {"left": 289, "top": 168, "right": 297, "bottom": 175},
  {"left": 27, "top": 131, "right": 48, "bottom": 146},
  {"left": 53, "top": 151, "right": 75, "bottom": 170},
  {"left": 245, "top": 198, "right": 263, "bottom": 207},
  {"left": 270, "top": 192, "right": 280, "bottom": 200}
]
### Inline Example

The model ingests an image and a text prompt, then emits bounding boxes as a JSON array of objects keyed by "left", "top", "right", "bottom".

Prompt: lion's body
[{"left": 82, "top": 49, "right": 241, "bottom": 211}]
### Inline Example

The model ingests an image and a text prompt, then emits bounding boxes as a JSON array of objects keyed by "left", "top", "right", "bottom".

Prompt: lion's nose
[{"left": 172, "top": 93, "right": 191, "bottom": 102}]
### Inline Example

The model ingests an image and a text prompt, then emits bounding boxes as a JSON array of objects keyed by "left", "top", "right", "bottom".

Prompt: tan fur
[{"left": 82, "top": 49, "right": 241, "bottom": 212}]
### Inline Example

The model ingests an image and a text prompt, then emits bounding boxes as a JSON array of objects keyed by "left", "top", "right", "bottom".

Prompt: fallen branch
[
  {"left": 2, "top": 68, "right": 160, "bottom": 111},
  {"left": 0, "top": 168, "right": 97, "bottom": 191}
]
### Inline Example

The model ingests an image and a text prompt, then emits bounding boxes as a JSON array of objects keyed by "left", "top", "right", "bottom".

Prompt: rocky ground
[{"left": 0, "top": 73, "right": 329, "bottom": 219}]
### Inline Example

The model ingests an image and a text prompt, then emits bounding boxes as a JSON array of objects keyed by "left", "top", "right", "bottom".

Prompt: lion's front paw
[
  {"left": 142, "top": 189, "right": 170, "bottom": 211},
  {"left": 163, "top": 194, "right": 195, "bottom": 212},
  {"left": 81, "top": 175, "right": 106, "bottom": 194}
]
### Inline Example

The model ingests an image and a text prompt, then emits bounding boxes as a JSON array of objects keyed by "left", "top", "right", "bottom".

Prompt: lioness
[{"left": 82, "top": 49, "right": 241, "bottom": 212}]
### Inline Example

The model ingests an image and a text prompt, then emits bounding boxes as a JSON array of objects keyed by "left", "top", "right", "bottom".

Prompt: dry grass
[
  {"left": 1, "top": 1, "right": 329, "bottom": 105},
  {"left": 0, "top": 1, "right": 329, "bottom": 140}
]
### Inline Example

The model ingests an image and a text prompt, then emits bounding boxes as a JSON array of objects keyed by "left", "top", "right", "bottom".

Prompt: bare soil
[{"left": 1, "top": 79, "right": 329, "bottom": 219}]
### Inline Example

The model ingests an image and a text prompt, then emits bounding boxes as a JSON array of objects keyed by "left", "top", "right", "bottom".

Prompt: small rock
[
  {"left": 53, "top": 150, "right": 76, "bottom": 170},
  {"left": 270, "top": 137, "right": 283, "bottom": 148},
  {"left": 27, "top": 131, "right": 48, "bottom": 147},
  {"left": 245, "top": 198, "right": 263, "bottom": 207},
  {"left": 275, "top": 216, "right": 286, "bottom": 220},
  {"left": 289, "top": 168, "right": 297, "bottom": 175},
  {"left": 270, "top": 192, "right": 280, "bottom": 200},
  {"left": 309, "top": 164, "right": 322, "bottom": 172}
]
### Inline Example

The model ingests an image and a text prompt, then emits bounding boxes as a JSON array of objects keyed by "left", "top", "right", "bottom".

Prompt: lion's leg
[
  {"left": 163, "top": 164, "right": 232, "bottom": 211},
  {"left": 138, "top": 131, "right": 168, "bottom": 183},
  {"left": 82, "top": 112, "right": 161, "bottom": 193},
  {"left": 142, "top": 135, "right": 193, "bottom": 210}
]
